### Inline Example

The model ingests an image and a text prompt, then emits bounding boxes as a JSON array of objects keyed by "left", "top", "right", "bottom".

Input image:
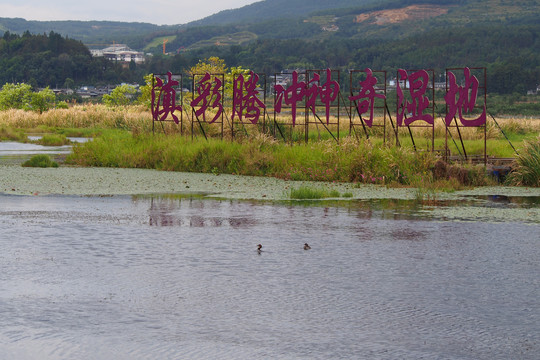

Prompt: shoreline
[{"left": 1, "top": 165, "right": 538, "bottom": 200}]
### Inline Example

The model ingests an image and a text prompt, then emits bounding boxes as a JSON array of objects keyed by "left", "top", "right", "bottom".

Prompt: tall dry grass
[
  {"left": 1, "top": 105, "right": 538, "bottom": 141},
  {"left": 0, "top": 104, "right": 152, "bottom": 132}
]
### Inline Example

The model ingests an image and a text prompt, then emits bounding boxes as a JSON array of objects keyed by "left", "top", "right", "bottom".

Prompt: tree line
[
  {"left": 153, "top": 23, "right": 540, "bottom": 95},
  {"left": 1, "top": 25, "right": 539, "bottom": 96},
  {"left": 0, "top": 31, "right": 138, "bottom": 88}
]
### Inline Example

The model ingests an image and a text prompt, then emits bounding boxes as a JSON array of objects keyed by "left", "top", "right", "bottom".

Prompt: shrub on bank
[
  {"left": 506, "top": 136, "right": 540, "bottom": 187},
  {"left": 22, "top": 154, "right": 59, "bottom": 168},
  {"left": 432, "top": 159, "right": 491, "bottom": 186},
  {"left": 289, "top": 186, "right": 342, "bottom": 199},
  {"left": 34, "top": 134, "right": 71, "bottom": 146},
  {"left": 0, "top": 126, "right": 26, "bottom": 141}
]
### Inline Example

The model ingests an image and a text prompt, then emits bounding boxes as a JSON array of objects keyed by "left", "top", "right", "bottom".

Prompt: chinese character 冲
[{"left": 274, "top": 71, "right": 306, "bottom": 126}]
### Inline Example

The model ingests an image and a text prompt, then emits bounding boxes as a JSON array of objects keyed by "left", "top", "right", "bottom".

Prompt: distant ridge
[
  {"left": 0, "top": 17, "right": 174, "bottom": 45},
  {"left": 189, "top": 0, "right": 375, "bottom": 26}
]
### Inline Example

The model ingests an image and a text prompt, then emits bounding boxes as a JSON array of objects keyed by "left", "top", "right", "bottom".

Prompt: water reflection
[
  {"left": 136, "top": 193, "right": 540, "bottom": 227},
  {"left": 0, "top": 194, "right": 538, "bottom": 359},
  {"left": 142, "top": 196, "right": 259, "bottom": 228}
]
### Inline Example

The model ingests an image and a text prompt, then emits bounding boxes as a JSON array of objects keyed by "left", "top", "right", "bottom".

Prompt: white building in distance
[{"left": 90, "top": 44, "right": 145, "bottom": 64}]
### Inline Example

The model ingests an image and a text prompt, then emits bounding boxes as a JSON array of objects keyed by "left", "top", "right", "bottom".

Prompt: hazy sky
[{"left": 0, "top": 0, "right": 259, "bottom": 25}]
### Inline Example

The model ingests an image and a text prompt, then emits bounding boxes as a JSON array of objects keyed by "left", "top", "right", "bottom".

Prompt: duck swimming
[
  {"left": 304, "top": 243, "right": 311, "bottom": 250},
  {"left": 257, "top": 244, "right": 263, "bottom": 254}
]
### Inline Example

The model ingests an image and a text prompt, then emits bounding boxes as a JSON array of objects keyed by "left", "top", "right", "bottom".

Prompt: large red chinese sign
[{"left": 152, "top": 67, "right": 487, "bottom": 151}]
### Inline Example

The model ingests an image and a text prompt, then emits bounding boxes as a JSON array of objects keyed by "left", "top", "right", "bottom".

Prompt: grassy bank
[
  {"left": 2, "top": 105, "right": 539, "bottom": 188},
  {"left": 65, "top": 130, "right": 496, "bottom": 188}
]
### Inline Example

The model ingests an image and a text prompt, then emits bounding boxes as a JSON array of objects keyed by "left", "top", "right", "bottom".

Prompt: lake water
[
  {"left": 0, "top": 137, "right": 89, "bottom": 164},
  {"left": 0, "top": 194, "right": 538, "bottom": 359}
]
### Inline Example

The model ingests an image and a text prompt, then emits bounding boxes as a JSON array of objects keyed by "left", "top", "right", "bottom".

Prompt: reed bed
[
  {"left": 0, "top": 104, "right": 152, "bottom": 132},
  {"left": 1, "top": 105, "right": 537, "bottom": 142}
]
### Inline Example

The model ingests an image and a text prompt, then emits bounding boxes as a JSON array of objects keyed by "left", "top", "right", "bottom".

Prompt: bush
[
  {"left": 0, "top": 83, "right": 33, "bottom": 110},
  {"left": 0, "top": 126, "right": 26, "bottom": 141},
  {"left": 432, "top": 159, "right": 490, "bottom": 186},
  {"left": 103, "top": 85, "right": 137, "bottom": 106},
  {"left": 290, "top": 186, "right": 341, "bottom": 199},
  {"left": 24, "top": 87, "right": 56, "bottom": 113},
  {"left": 36, "top": 134, "right": 71, "bottom": 146},
  {"left": 22, "top": 154, "right": 59, "bottom": 168},
  {"left": 506, "top": 136, "right": 540, "bottom": 187},
  {"left": 56, "top": 101, "right": 69, "bottom": 109},
  {"left": 0, "top": 83, "right": 56, "bottom": 112}
]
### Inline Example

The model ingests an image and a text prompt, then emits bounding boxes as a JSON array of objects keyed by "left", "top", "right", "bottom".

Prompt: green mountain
[
  {"left": 1, "top": 0, "right": 538, "bottom": 53},
  {"left": 189, "top": 0, "right": 376, "bottom": 26},
  {"left": 149, "top": 0, "right": 539, "bottom": 53},
  {"left": 0, "top": 18, "right": 174, "bottom": 50},
  {"left": 0, "top": 0, "right": 538, "bottom": 94}
]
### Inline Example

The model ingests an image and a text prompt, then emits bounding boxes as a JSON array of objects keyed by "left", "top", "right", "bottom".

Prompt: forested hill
[
  {"left": 168, "top": 0, "right": 540, "bottom": 51},
  {"left": 0, "top": 32, "right": 137, "bottom": 88},
  {"left": 0, "top": 0, "right": 539, "bottom": 94},
  {"left": 0, "top": 18, "right": 172, "bottom": 49},
  {"left": 189, "top": 0, "right": 375, "bottom": 26},
  {"left": 1, "top": 0, "right": 539, "bottom": 51}
]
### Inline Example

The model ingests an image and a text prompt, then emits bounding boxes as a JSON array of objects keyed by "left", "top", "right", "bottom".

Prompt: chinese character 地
[{"left": 444, "top": 67, "right": 486, "bottom": 127}]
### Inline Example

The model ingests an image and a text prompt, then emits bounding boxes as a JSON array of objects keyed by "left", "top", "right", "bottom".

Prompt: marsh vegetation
[{"left": 0, "top": 103, "right": 538, "bottom": 189}]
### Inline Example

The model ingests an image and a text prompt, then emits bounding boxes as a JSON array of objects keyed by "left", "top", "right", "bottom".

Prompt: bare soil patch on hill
[{"left": 354, "top": 5, "right": 450, "bottom": 25}]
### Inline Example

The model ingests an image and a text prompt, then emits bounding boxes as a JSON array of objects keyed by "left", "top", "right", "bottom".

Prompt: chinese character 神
[
  {"left": 232, "top": 71, "right": 266, "bottom": 124},
  {"left": 305, "top": 73, "right": 320, "bottom": 116},
  {"left": 444, "top": 67, "right": 486, "bottom": 127},
  {"left": 317, "top": 69, "right": 340, "bottom": 124},
  {"left": 191, "top": 73, "right": 223, "bottom": 123},
  {"left": 397, "top": 69, "right": 433, "bottom": 126},
  {"left": 152, "top": 72, "right": 182, "bottom": 124},
  {"left": 349, "top": 68, "right": 386, "bottom": 127}
]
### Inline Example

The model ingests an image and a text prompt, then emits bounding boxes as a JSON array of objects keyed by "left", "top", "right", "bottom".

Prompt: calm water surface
[
  {"left": 0, "top": 194, "right": 538, "bottom": 359},
  {"left": 0, "top": 138, "right": 89, "bottom": 164}
]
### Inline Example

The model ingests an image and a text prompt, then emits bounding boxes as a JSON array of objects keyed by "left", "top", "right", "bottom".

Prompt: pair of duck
[{"left": 257, "top": 243, "right": 311, "bottom": 253}]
